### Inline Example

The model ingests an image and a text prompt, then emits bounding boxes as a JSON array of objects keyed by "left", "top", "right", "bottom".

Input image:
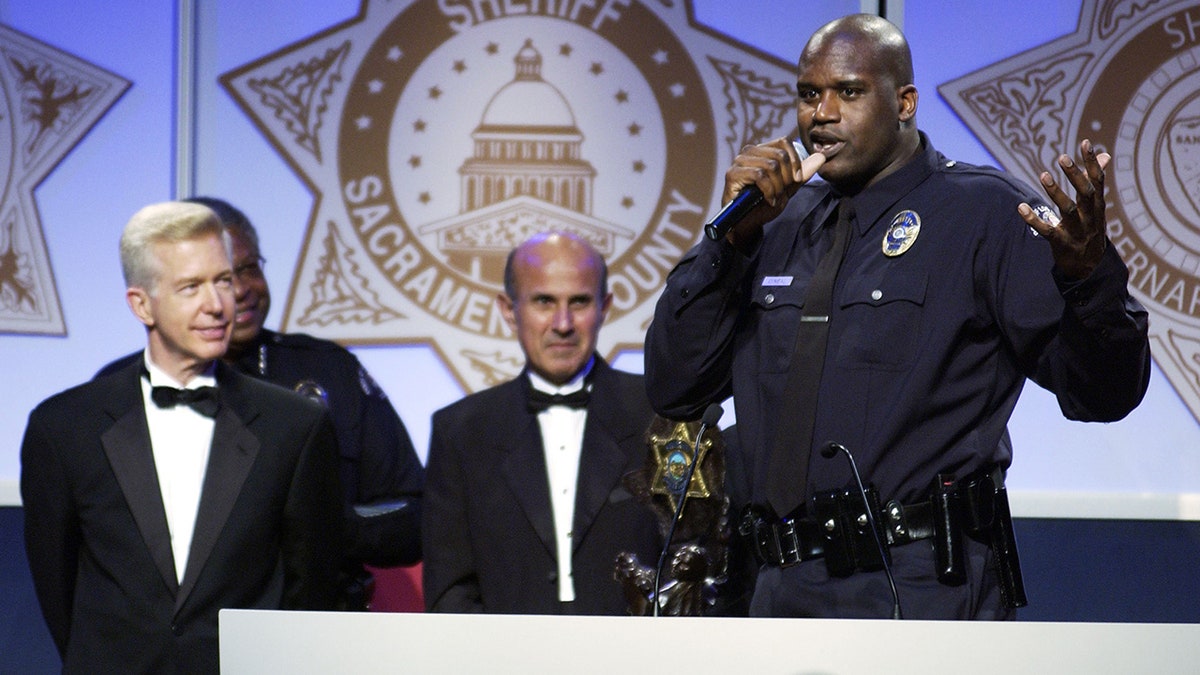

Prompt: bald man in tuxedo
[{"left": 422, "top": 232, "right": 661, "bottom": 614}]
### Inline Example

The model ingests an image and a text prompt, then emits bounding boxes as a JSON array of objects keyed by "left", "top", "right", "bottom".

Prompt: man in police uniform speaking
[
  {"left": 98, "top": 197, "right": 425, "bottom": 610},
  {"left": 645, "top": 14, "right": 1150, "bottom": 619}
]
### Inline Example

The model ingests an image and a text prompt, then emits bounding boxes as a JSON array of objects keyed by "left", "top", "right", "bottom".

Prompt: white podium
[{"left": 220, "top": 610, "right": 1200, "bottom": 674}]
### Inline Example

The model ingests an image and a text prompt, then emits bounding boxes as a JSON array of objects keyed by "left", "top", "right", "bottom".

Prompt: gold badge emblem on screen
[
  {"left": 941, "top": 0, "right": 1200, "bottom": 423},
  {"left": 221, "top": 0, "right": 800, "bottom": 393}
]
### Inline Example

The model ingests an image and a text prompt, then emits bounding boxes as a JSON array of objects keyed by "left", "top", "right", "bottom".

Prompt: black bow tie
[
  {"left": 527, "top": 387, "right": 590, "bottom": 413},
  {"left": 151, "top": 386, "right": 220, "bottom": 417}
]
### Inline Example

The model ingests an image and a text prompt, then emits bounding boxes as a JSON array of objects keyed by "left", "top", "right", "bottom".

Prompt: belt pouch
[
  {"left": 931, "top": 474, "right": 967, "bottom": 586},
  {"left": 845, "top": 487, "right": 887, "bottom": 573},
  {"left": 959, "top": 470, "right": 996, "bottom": 532},
  {"left": 812, "top": 490, "right": 856, "bottom": 577}
]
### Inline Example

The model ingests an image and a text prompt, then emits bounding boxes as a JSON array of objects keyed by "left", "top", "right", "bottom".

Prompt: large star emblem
[
  {"left": 940, "top": 0, "right": 1200, "bottom": 423},
  {"left": 0, "top": 24, "right": 129, "bottom": 335},
  {"left": 220, "top": 0, "right": 799, "bottom": 393}
]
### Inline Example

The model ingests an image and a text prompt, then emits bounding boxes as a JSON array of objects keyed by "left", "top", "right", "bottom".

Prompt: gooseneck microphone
[
  {"left": 822, "top": 441, "right": 903, "bottom": 620},
  {"left": 652, "top": 403, "right": 724, "bottom": 617}
]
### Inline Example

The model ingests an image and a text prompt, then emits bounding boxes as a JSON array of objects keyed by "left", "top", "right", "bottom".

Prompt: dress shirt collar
[{"left": 142, "top": 349, "right": 218, "bottom": 390}]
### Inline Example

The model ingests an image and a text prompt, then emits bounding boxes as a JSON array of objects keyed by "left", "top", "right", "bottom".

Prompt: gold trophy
[{"left": 616, "top": 414, "right": 730, "bottom": 616}]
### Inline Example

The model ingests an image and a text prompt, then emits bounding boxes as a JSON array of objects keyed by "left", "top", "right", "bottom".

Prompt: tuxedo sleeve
[
  {"left": 421, "top": 409, "right": 484, "bottom": 612},
  {"left": 281, "top": 408, "right": 344, "bottom": 610},
  {"left": 20, "top": 405, "right": 78, "bottom": 655}
]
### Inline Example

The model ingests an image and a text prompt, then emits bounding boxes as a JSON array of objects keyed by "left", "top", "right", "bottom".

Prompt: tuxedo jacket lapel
[
  {"left": 101, "top": 383, "right": 179, "bottom": 596},
  {"left": 572, "top": 361, "right": 635, "bottom": 552},
  {"left": 176, "top": 366, "right": 260, "bottom": 610},
  {"left": 500, "top": 379, "right": 556, "bottom": 556}
]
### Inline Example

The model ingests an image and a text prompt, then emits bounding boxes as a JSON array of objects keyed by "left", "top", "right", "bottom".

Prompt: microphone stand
[
  {"left": 652, "top": 404, "right": 723, "bottom": 617},
  {"left": 822, "top": 442, "right": 903, "bottom": 620}
]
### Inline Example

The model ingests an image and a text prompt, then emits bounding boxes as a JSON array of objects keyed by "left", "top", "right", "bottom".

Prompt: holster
[
  {"left": 930, "top": 473, "right": 967, "bottom": 586},
  {"left": 989, "top": 483, "right": 1027, "bottom": 609},
  {"left": 941, "top": 467, "right": 1028, "bottom": 609}
]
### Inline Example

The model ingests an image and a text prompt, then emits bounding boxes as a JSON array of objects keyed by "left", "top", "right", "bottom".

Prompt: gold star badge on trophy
[{"left": 648, "top": 420, "right": 714, "bottom": 511}]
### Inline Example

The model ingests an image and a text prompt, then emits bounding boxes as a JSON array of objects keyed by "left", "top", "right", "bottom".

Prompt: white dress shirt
[
  {"left": 529, "top": 359, "right": 594, "bottom": 603},
  {"left": 140, "top": 351, "right": 217, "bottom": 584}
]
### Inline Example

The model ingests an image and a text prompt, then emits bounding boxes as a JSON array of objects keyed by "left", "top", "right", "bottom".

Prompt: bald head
[
  {"left": 803, "top": 14, "right": 913, "bottom": 90},
  {"left": 503, "top": 231, "right": 608, "bottom": 300},
  {"left": 500, "top": 231, "right": 612, "bottom": 385},
  {"left": 794, "top": 13, "right": 920, "bottom": 193}
]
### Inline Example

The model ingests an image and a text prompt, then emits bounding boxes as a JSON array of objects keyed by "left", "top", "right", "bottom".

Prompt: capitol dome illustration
[
  {"left": 459, "top": 39, "right": 596, "bottom": 214},
  {"left": 420, "top": 39, "right": 631, "bottom": 287}
]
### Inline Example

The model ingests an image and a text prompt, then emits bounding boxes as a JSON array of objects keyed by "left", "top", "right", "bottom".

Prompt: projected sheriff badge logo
[
  {"left": 0, "top": 24, "right": 128, "bottom": 335},
  {"left": 941, "top": 0, "right": 1200, "bottom": 423},
  {"left": 221, "top": 0, "right": 797, "bottom": 393}
]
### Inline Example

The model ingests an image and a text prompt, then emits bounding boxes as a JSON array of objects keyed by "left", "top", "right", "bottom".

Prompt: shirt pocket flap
[
  {"left": 750, "top": 275, "right": 808, "bottom": 311},
  {"left": 840, "top": 272, "right": 928, "bottom": 309},
  {"left": 835, "top": 272, "right": 929, "bottom": 372}
]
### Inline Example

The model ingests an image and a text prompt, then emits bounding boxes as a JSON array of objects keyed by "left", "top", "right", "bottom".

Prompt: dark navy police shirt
[{"left": 646, "top": 134, "right": 1151, "bottom": 510}]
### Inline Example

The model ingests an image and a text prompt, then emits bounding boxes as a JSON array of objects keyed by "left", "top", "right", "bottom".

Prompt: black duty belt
[
  {"left": 739, "top": 465, "right": 1027, "bottom": 609},
  {"left": 741, "top": 486, "right": 938, "bottom": 575}
]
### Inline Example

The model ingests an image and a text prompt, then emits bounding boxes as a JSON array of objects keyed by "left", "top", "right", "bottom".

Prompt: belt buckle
[{"left": 777, "top": 519, "right": 804, "bottom": 568}]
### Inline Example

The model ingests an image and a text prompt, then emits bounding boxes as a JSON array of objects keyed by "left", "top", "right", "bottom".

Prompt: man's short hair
[
  {"left": 185, "top": 196, "right": 260, "bottom": 256},
  {"left": 119, "top": 201, "right": 227, "bottom": 292}
]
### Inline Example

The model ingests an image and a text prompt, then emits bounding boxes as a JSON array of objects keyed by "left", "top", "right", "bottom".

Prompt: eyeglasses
[{"left": 233, "top": 257, "right": 266, "bottom": 281}]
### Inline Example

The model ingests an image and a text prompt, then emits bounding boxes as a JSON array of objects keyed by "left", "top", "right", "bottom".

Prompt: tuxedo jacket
[
  {"left": 422, "top": 358, "right": 662, "bottom": 614},
  {"left": 20, "top": 359, "right": 343, "bottom": 673}
]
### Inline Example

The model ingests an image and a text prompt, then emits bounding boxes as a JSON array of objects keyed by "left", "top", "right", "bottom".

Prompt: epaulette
[
  {"left": 937, "top": 158, "right": 1044, "bottom": 203},
  {"left": 264, "top": 330, "right": 345, "bottom": 353}
]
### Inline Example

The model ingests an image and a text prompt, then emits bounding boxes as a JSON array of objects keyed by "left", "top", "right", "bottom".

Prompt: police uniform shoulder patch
[
  {"left": 882, "top": 210, "right": 921, "bottom": 257},
  {"left": 1030, "top": 203, "right": 1059, "bottom": 236}
]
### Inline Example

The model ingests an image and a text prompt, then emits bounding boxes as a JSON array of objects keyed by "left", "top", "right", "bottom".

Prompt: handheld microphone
[
  {"left": 704, "top": 186, "right": 764, "bottom": 241},
  {"left": 652, "top": 403, "right": 724, "bottom": 617},
  {"left": 822, "top": 442, "right": 903, "bottom": 620},
  {"left": 704, "top": 140, "right": 810, "bottom": 242}
]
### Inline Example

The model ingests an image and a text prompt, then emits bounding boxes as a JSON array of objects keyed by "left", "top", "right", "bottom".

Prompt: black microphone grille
[
  {"left": 701, "top": 403, "right": 724, "bottom": 427},
  {"left": 821, "top": 442, "right": 843, "bottom": 459}
]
